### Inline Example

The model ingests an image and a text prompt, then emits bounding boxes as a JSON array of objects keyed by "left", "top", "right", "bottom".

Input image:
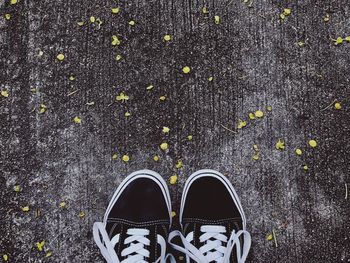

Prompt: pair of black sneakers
[{"left": 93, "top": 169, "right": 251, "bottom": 263}]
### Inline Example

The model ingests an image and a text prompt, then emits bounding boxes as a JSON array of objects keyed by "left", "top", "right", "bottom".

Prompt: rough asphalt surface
[{"left": 1, "top": 0, "right": 350, "bottom": 262}]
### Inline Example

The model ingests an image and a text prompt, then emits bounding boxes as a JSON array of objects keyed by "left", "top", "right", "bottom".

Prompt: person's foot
[
  {"left": 169, "top": 169, "right": 251, "bottom": 263},
  {"left": 93, "top": 169, "right": 174, "bottom": 263}
]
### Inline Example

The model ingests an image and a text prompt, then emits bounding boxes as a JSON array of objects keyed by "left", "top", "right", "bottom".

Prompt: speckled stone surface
[{"left": 1, "top": 0, "right": 350, "bottom": 262}]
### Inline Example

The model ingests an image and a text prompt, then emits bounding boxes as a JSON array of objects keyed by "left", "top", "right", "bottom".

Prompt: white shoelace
[
  {"left": 168, "top": 225, "right": 251, "bottom": 263},
  {"left": 93, "top": 222, "right": 175, "bottom": 263}
]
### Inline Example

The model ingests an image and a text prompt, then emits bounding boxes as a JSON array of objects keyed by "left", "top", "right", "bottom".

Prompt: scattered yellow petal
[
  {"left": 5, "top": 14, "right": 11, "bottom": 20},
  {"left": 267, "top": 106, "right": 272, "bottom": 111},
  {"left": 36, "top": 241, "right": 45, "bottom": 251},
  {"left": 73, "top": 116, "right": 81, "bottom": 124},
  {"left": 248, "top": 113, "right": 255, "bottom": 120},
  {"left": 56, "top": 53, "right": 65, "bottom": 61},
  {"left": 303, "top": 165, "right": 309, "bottom": 171},
  {"left": 323, "top": 14, "right": 330, "bottom": 22},
  {"left": 237, "top": 119, "right": 247, "bottom": 129},
  {"left": 112, "top": 35, "right": 121, "bottom": 46},
  {"left": 266, "top": 233, "right": 273, "bottom": 241},
  {"left": 214, "top": 15, "right": 221, "bottom": 24},
  {"left": 253, "top": 144, "right": 259, "bottom": 151},
  {"left": 115, "top": 54, "right": 122, "bottom": 61},
  {"left": 163, "top": 35, "right": 171, "bottom": 41},
  {"left": 146, "top": 85, "right": 154, "bottom": 90},
  {"left": 255, "top": 110, "right": 264, "bottom": 118},
  {"left": 345, "top": 36, "right": 350, "bottom": 42},
  {"left": 208, "top": 76, "right": 213, "bottom": 82},
  {"left": 124, "top": 112, "right": 131, "bottom": 117},
  {"left": 39, "top": 104, "right": 47, "bottom": 114},
  {"left": 295, "top": 148, "right": 302, "bottom": 156},
  {"left": 112, "top": 154, "right": 118, "bottom": 160},
  {"left": 275, "top": 139, "right": 285, "bottom": 150},
  {"left": 283, "top": 8, "right": 291, "bottom": 15},
  {"left": 162, "top": 126, "right": 170, "bottom": 133},
  {"left": 171, "top": 211, "right": 176, "bottom": 218},
  {"left": 1, "top": 90, "right": 9, "bottom": 97},
  {"left": 252, "top": 153, "right": 260, "bottom": 160},
  {"left": 182, "top": 66, "right": 191, "bottom": 74},
  {"left": 10, "top": 0, "right": 17, "bottom": 5},
  {"left": 3, "top": 254, "right": 9, "bottom": 261},
  {"left": 90, "top": 16, "right": 95, "bottom": 23},
  {"left": 116, "top": 92, "right": 129, "bottom": 102},
  {"left": 308, "top": 140, "right": 317, "bottom": 148},
  {"left": 334, "top": 102, "right": 341, "bottom": 110},
  {"left": 202, "top": 7, "right": 209, "bottom": 14},
  {"left": 79, "top": 211, "right": 86, "bottom": 218},
  {"left": 160, "top": 142, "right": 168, "bottom": 151},
  {"left": 175, "top": 160, "right": 183, "bottom": 169},
  {"left": 128, "top": 20, "right": 135, "bottom": 26},
  {"left": 169, "top": 175, "right": 178, "bottom": 185},
  {"left": 334, "top": 37, "right": 343, "bottom": 45},
  {"left": 77, "top": 21, "right": 84, "bottom": 26},
  {"left": 45, "top": 251, "right": 52, "bottom": 257},
  {"left": 297, "top": 41, "right": 305, "bottom": 47},
  {"left": 159, "top": 96, "right": 166, "bottom": 101},
  {"left": 122, "top": 155, "right": 130, "bottom": 162},
  {"left": 22, "top": 206, "right": 30, "bottom": 212},
  {"left": 59, "top": 202, "right": 66, "bottom": 208},
  {"left": 86, "top": 101, "right": 95, "bottom": 106},
  {"left": 153, "top": 155, "right": 159, "bottom": 161},
  {"left": 187, "top": 135, "right": 193, "bottom": 141},
  {"left": 111, "top": 7, "right": 120, "bottom": 14},
  {"left": 14, "top": 185, "right": 22, "bottom": 192},
  {"left": 69, "top": 75, "right": 76, "bottom": 81}
]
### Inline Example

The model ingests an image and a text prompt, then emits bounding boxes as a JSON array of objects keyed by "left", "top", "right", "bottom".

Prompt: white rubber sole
[
  {"left": 179, "top": 169, "right": 247, "bottom": 229},
  {"left": 103, "top": 169, "right": 172, "bottom": 226}
]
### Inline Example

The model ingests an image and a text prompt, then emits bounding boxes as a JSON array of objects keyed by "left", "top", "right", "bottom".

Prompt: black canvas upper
[
  {"left": 181, "top": 175, "right": 244, "bottom": 263},
  {"left": 105, "top": 177, "right": 170, "bottom": 262}
]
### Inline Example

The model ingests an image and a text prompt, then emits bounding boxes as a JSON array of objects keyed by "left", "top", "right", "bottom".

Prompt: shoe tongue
[{"left": 106, "top": 221, "right": 164, "bottom": 262}]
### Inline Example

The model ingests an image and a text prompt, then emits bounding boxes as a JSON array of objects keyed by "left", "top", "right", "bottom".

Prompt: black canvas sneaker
[
  {"left": 93, "top": 170, "right": 175, "bottom": 263},
  {"left": 169, "top": 169, "right": 251, "bottom": 263}
]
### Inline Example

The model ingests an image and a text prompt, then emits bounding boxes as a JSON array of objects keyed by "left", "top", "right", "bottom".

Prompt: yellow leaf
[
  {"left": 266, "top": 234, "right": 273, "bottom": 241},
  {"left": 160, "top": 142, "right": 168, "bottom": 151},
  {"left": 45, "top": 251, "right": 52, "bottom": 257},
  {"left": 111, "top": 7, "right": 120, "bottom": 14},
  {"left": 116, "top": 92, "right": 129, "bottom": 102},
  {"left": 112, "top": 35, "right": 121, "bottom": 46},
  {"left": 112, "top": 154, "right": 118, "bottom": 160},
  {"left": 22, "top": 206, "right": 30, "bottom": 212},
  {"left": 122, "top": 155, "right": 130, "bottom": 162},
  {"left": 187, "top": 135, "right": 193, "bottom": 141},
  {"left": 124, "top": 112, "right": 131, "bottom": 117},
  {"left": 90, "top": 16, "right": 95, "bottom": 23},
  {"left": 146, "top": 85, "right": 154, "bottom": 90},
  {"left": 159, "top": 96, "right": 166, "bottom": 101},
  {"left": 169, "top": 175, "right": 178, "bottom": 185},
  {"left": 214, "top": 15, "right": 221, "bottom": 24},
  {"left": 1, "top": 90, "right": 9, "bottom": 97},
  {"left": 283, "top": 8, "right": 291, "bottom": 15},
  {"left": 334, "top": 102, "right": 341, "bottom": 110},
  {"left": 248, "top": 113, "right": 255, "bottom": 120},
  {"left": 5, "top": 14, "right": 11, "bottom": 20},
  {"left": 128, "top": 20, "right": 135, "bottom": 26},
  {"left": 308, "top": 140, "right": 317, "bottom": 148},
  {"left": 14, "top": 185, "right": 22, "bottom": 192},
  {"left": 334, "top": 37, "right": 343, "bottom": 45},
  {"left": 237, "top": 119, "right": 247, "bottom": 129},
  {"left": 59, "top": 202, "right": 66, "bottom": 208},
  {"left": 182, "top": 66, "right": 190, "bottom": 74},
  {"left": 3, "top": 254, "right": 9, "bottom": 261},
  {"left": 153, "top": 155, "right": 159, "bottom": 161},
  {"left": 208, "top": 76, "right": 213, "bottom": 82},
  {"left": 175, "top": 160, "right": 183, "bottom": 169},
  {"left": 162, "top": 126, "right": 170, "bottom": 133},
  {"left": 275, "top": 139, "right": 285, "bottom": 150},
  {"left": 73, "top": 116, "right": 81, "bottom": 124},
  {"left": 295, "top": 148, "right": 302, "bottom": 155},
  {"left": 171, "top": 211, "right": 176, "bottom": 217},
  {"left": 163, "top": 35, "right": 171, "bottom": 41},
  {"left": 57, "top": 53, "right": 65, "bottom": 61},
  {"left": 36, "top": 241, "right": 45, "bottom": 251},
  {"left": 10, "top": 0, "right": 17, "bottom": 5},
  {"left": 255, "top": 110, "right": 264, "bottom": 118},
  {"left": 115, "top": 54, "right": 122, "bottom": 61}
]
